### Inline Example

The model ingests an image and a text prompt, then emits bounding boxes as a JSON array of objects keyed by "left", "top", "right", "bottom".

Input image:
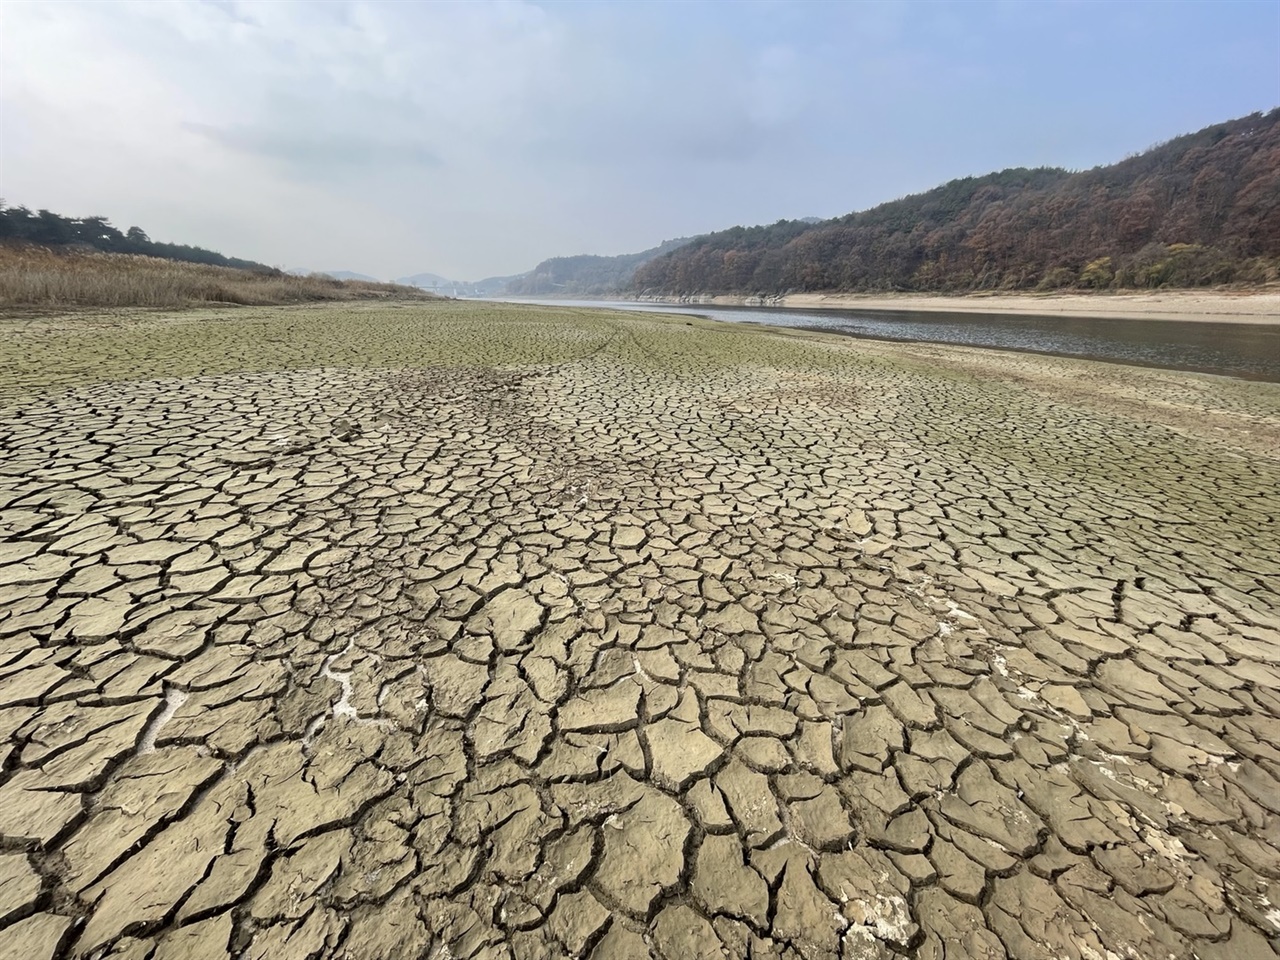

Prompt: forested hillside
[
  {"left": 0, "top": 203, "right": 273, "bottom": 272},
  {"left": 632, "top": 110, "right": 1280, "bottom": 295},
  {"left": 505, "top": 237, "right": 693, "bottom": 296}
]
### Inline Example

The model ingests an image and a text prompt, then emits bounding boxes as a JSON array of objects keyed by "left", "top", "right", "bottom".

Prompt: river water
[{"left": 491, "top": 298, "right": 1280, "bottom": 383}]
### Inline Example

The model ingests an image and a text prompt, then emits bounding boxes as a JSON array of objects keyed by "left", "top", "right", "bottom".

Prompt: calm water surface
[{"left": 494, "top": 298, "right": 1280, "bottom": 383}]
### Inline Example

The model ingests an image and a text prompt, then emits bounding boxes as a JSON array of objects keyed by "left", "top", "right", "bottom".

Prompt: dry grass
[{"left": 0, "top": 243, "right": 439, "bottom": 309}]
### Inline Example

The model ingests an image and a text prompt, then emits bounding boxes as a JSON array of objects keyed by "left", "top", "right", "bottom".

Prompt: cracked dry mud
[{"left": 1, "top": 301, "right": 1279, "bottom": 960}]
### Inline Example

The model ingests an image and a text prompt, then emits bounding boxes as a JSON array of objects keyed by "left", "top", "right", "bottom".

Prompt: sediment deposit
[{"left": 1, "top": 301, "right": 1278, "bottom": 959}]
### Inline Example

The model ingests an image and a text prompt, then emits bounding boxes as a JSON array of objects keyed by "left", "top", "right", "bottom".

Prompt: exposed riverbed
[{"left": 2, "top": 301, "right": 1278, "bottom": 959}]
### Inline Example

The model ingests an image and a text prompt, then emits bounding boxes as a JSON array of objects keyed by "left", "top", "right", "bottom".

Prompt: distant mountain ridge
[
  {"left": 631, "top": 109, "right": 1280, "bottom": 295},
  {"left": 394, "top": 272, "right": 526, "bottom": 297},
  {"left": 395, "top": 237, "right": 694, "bottom": 299},
  {"left": 396, "top": 271, "right": 453, "bottom": 289},
  {"left": 319, "top": 269, "right": 381, "bottom": 283},
  {"left": 503, "top": 237, "right": 695, "bottom": 296},
  {"left": 289, "top": 268, "right": 383, "bottom": 282}
]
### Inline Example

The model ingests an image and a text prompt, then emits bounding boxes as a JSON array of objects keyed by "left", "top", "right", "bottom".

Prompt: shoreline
[{"left": 630, "top": 289, "right": 1280, "bottom": 325}]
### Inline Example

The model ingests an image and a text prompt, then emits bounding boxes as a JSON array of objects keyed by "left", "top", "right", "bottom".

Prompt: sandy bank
[{"left": 641, "top": 289, "right": 1280, "bottom": 324}]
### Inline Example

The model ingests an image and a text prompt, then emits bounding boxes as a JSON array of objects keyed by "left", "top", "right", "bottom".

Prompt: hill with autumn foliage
[{"left": 631, "top": 110, "right": 1280, "bottom": 296}]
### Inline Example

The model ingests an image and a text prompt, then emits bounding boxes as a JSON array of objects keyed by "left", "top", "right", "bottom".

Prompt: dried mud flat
[{"left": 1, "top": 301, "right": 1279, "bottom": 960}]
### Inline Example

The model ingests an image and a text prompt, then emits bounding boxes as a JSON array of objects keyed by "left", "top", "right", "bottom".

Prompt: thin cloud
[{"left": 182, "top": 123, "right": 443, "bottom": 174}]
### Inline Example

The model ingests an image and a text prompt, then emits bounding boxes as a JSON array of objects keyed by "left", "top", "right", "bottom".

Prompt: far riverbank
[{"left": 632, "top": 289, "right": 1280, "bottom": 325}]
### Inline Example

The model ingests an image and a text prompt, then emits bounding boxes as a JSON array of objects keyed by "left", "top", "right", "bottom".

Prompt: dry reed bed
[{"left": 0, "top": 244, "right": 435, "bottom": 308}]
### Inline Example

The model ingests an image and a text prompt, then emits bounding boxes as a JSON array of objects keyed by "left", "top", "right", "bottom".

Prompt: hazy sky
[{"left": 2, "top": 1, "right": 1277, "bottom": 280}]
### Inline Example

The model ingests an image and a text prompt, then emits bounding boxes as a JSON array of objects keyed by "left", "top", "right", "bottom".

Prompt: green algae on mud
[{"left": 2, "top": 300, "right": 1280, "bottom": 958}]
